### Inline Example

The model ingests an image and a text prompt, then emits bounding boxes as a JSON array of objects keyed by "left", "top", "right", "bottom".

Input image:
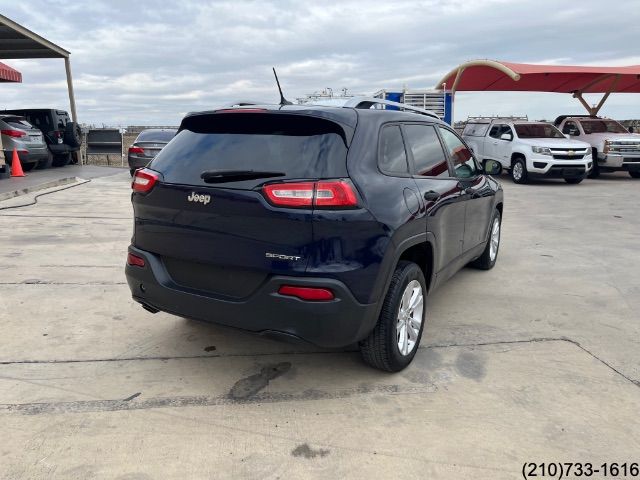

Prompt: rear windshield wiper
[{"left": 200, "top": 170, "right": 286, "bottom": 183}]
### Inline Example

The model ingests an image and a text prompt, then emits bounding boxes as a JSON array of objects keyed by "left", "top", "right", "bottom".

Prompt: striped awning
[{"left": 0, "top": 61, "right": 22, "bottom": 82}]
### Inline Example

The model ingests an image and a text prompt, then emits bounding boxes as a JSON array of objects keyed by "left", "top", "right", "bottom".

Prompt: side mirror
[
  {"left": 484, "top": 159, "right": 502, "bottom": 175},
  {"left": 629, "top": 127, "right": 635, "bottom": 134},
  {"left": 500, "top": 133, "right": 512, "bottom": 141}
]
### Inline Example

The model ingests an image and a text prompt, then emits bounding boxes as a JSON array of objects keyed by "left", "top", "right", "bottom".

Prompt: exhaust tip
[{"left": 141, "top": 303, "right": 159, "bottom": 314}]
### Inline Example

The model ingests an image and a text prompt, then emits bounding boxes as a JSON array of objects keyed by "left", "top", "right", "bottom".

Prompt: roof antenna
[{"left": 273, "top": 67, "right": 292, "bottom": 106}]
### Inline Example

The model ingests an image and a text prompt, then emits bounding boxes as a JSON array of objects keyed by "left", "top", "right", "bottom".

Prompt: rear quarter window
[{"left": 150, "top": 113, "right": 349, "bottom": 188}]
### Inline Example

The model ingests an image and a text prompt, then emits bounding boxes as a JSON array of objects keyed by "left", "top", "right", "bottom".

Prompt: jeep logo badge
[{"left": 187, "top": 192, "right": 211, "bottom": 205}]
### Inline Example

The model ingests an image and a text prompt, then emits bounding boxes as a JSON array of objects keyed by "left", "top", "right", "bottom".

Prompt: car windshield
[
  {"left": 579, "top": 119, "right": 627, "bottom": 134},
  {"left": 462, "top": 123, "right": 490, "bottom": 137},
  {"left": 514, "top": 123, "right": 565, "bottom": 139},
  {"left": 136, "top": 130, "right": 177, "bottom": 142}
]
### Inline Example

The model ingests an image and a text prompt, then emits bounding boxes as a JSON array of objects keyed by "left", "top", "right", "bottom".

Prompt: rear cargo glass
[
  {"left": 150, "top": 113, "right": 348, "bottom": 188},
  {"left": 3, "top": 117, "right": 33, "bottom": 129},
  {"left": 137, "top": 130, "right": 177, "bottom": 142}
]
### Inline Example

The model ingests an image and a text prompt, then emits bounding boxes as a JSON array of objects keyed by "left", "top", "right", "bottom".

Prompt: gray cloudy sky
[{"left": 2, "top": 0, "right": 639, "bottom": 126}]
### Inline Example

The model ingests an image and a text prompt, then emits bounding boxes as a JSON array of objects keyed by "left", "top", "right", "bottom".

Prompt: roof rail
[
  {"left": 343, "top": 96, "right": 440, "bottom": 119},
  {"left": 467, "top": 115, "right": 528, "bottom": 122}
]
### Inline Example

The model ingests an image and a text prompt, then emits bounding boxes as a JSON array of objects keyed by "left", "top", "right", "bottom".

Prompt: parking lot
[{"left": 1, "top": 170, "right": 639, "bottom": 479}]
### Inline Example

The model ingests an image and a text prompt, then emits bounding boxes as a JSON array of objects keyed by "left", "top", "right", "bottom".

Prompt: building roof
[{"left": 0, "top": 13, "right": 69, "bottom": 59}]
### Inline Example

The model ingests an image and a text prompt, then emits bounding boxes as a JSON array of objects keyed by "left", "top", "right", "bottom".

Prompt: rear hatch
[
  {"left": 3, "top": 116, "right": 44, "bottom": 147},
  {"left": 132, "top": 110, "right": 354, "bottom": 299}
]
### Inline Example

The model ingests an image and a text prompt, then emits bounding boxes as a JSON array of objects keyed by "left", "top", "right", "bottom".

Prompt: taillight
[
  {"left": 127, "top": 252, "right": 145, "bottom": 267},
  {"left": 132, "top": 168, "right": 159, "bottom": 193},
  {"left": 129, "top": 146, "right": 145, "bottom": 155},
  {"left": 1, "top": 129, "right": 26, "bottom": 138},
  {"left": 262, "top": 180, "right": 358, "bottom": 208},
  {"left": 263, "top": 182, "right": 315, "bottom": 207},
  {"left": 278, "top": 285, "right": 334, "bottom": 301},
  {"left": 315, "top": 181, "right": 358, "bottom": 207}
]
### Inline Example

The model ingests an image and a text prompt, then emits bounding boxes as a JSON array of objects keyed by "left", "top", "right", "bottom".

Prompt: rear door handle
[{"left": 423, "top": 190, "right": 440, "bottom": 201}]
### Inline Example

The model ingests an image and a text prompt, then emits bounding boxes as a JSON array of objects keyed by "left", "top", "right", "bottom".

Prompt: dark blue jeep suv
[{"left": 125, "top": 100, "right": 504, "bottom": 371}]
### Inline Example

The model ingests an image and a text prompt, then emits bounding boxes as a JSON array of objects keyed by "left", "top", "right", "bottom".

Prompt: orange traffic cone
[{"left": 10, "top": 148, "right": 25, "bottom": 177}]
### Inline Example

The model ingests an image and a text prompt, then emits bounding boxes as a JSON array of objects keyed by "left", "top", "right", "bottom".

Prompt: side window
[
  {"left": 502, "top": 125, "right": 514, "bottom": 140},
  {"left": 488, "top": 125, "right": 501, "bottom": 139},
  {"left": 379, "top": 125, "right": 409, "bottom": 175},
  {"left": 438, "top": 127, "right": 478, "bottom": 179},
  {"left": 563, "top": 121, "right": 579, "bottom": 136},
  {"left": 403, "top": 124, "right": 450, "bottom": 177}
]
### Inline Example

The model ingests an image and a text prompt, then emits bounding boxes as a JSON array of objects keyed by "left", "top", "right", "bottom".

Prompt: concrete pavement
[{"left": 1, "top": 171, "right": 638, "bottom": 479}]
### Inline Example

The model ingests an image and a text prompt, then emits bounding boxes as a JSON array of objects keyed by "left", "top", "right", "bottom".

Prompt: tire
[
  {"left": 470, "top": 209, "right": 501, "bottom": 270},
  {"left": 37, "top": 151, "right": 54, "bottom": 170},
  {"left": 360, "top": 261, "right": 427, "bottom": 372},
  {"left": 588, "top": 149, "right": 600, "bottom": 178},
  {"left": 52, "top": 153, "right": 71, "bottom": 167},
  {"left": 64, "top": 122, "right": 82, "bottom": 149},
  {"left": 629, "top": 171, "right": 640, "bottom": 179},
  {"left": 510, "top": 157, "right": 528, "bottom": 184},
  {"left": 21, "top": 162, "right": 37, "bottom": 172},
  {"left": 564, "top": 177, "right": 584, "bottom": 184}
]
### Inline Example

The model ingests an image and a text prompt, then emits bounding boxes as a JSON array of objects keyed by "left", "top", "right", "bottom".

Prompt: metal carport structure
[
  {"left": 0, "top": 13, "right": 77, "bottom": 122},
  {"left": 436, "top": 59, "right": 640, "bottom": 120}
]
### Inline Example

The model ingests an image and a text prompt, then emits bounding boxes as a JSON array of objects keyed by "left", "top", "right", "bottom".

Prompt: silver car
[
  {"left": 0, "top": 114, "right": 50, "bottom": 171},
  {"left": 127, "top": 128, "right": 177, "bottom": 175}
]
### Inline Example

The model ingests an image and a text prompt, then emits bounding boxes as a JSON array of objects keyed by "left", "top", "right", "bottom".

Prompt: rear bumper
[
  {"left": 48, "top": 144, "right": 78, "bottom": 155},
  {"left": 3, "top": 150, "right": 46, "bottom": 165},
  {"left": 125, "top": 246, "right": 379, "bottom": 348}
]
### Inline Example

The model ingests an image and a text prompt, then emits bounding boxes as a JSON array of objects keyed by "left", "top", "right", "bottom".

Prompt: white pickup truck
[
  {"left": 554, "top": 116, "right": 640, "bottom": 179},
  {"left": 462, "top": 118, "right": 592, "bottom": 184}
]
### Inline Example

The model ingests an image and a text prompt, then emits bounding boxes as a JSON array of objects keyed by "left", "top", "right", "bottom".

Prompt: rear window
[
  {"left": 515, "top": 123, "right": 564, "bottom": 139},
  {"left": 3, "top": 116, "right": 33, "bottom": 130},
  {"left": 23, "top": 113, "right": 53, "bottom": 131},
  {"left": 580, "top": 119, "right": 627, "bottom": 134},
  {"left": 150, "top": 113, "right": 348, "bottom": 188},
  {"left": 136, "top": 130, "right": 177, "bottom": 142}
]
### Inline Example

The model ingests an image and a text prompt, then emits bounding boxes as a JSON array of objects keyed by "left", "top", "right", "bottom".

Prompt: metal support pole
[
  {"left": 64, "top": 57, "right": 78, "bottom": 123},
  {"left": 592, "top": 74, "right": 620, "bottom": 116},
  {"left": 572, "top": 91, "right": 595, "bottom": 115}
]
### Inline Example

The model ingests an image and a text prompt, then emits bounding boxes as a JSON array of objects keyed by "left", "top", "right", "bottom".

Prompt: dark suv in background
[
  {"left": 126, "top": 99, "right": 504, "bottom": 371},
  {"left": 1, "top": 108, "right": 82, "bottom": 166}
]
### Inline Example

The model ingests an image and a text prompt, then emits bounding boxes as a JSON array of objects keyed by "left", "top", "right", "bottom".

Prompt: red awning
[
  {"left": 0, "top": 61, "right": 22, "bottom": 82},
  {"left": 437, "top": 60, "right": 640, "bottom": 94}
]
